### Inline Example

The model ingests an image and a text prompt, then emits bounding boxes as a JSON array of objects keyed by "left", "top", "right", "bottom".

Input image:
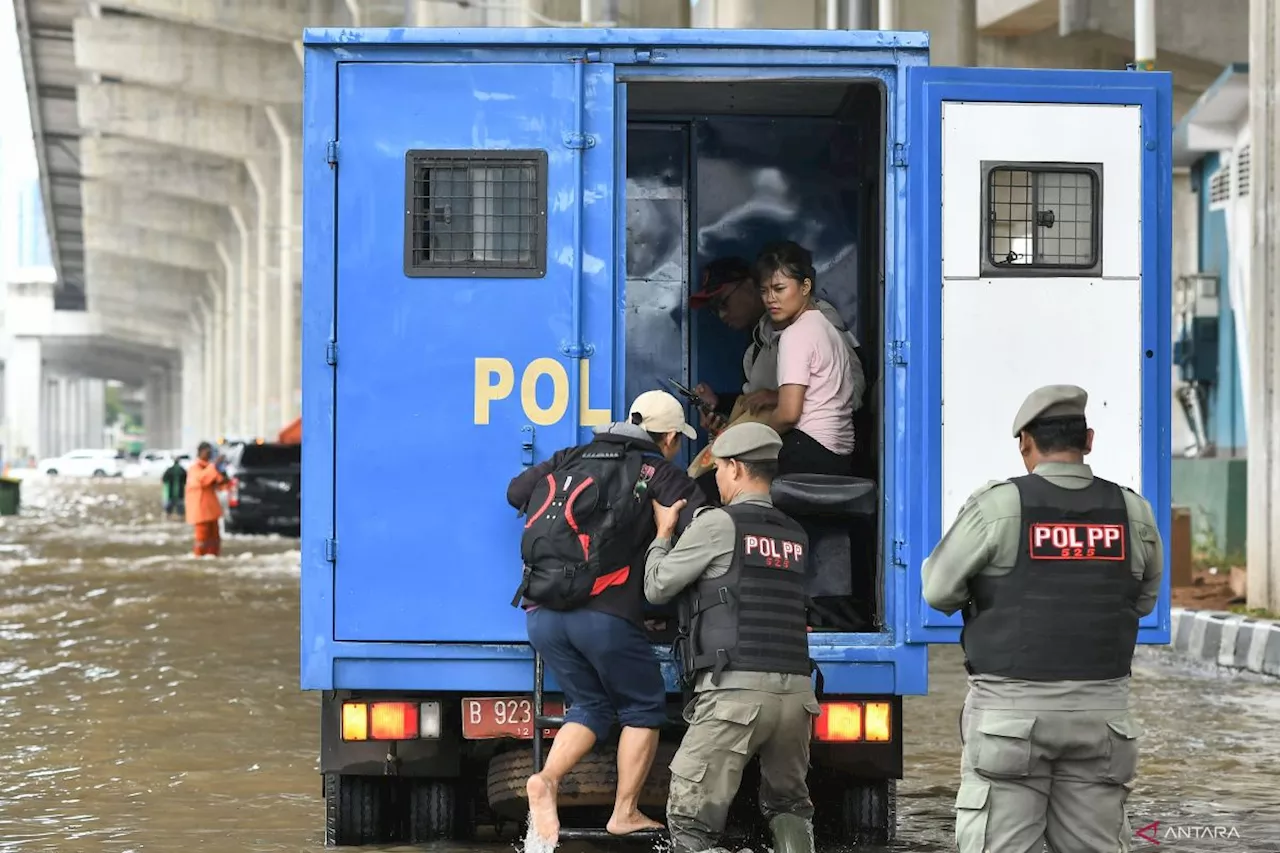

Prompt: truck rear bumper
[{"left": 320, "top": 690, "right": 903, "bottom": 781}]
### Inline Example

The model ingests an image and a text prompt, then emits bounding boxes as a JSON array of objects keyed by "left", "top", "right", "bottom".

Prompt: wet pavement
[{"left": 1, "top": 478, "right": 1278, "bottom": 852}]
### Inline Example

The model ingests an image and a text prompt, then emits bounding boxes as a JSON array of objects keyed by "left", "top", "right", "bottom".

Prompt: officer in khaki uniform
[
  {"left": 644, "top": 422, "right": 821, "bottom": 853},
  {"left": 923, "top": 385, "right": 1164, "bottom": 853}
]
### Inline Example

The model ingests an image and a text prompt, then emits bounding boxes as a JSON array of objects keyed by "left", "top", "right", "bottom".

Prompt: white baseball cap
[{"left": 629, "top": 390, "right": 698, "bottom": 440}]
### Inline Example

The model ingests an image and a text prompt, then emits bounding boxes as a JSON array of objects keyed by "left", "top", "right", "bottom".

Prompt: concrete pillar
[
  {"left": 87, "top": 380, "right": 104, "bottom": 449},
  {"left": 1247, "top": 0, "right": 1280, "bottom": 613},
  {"left": 161, "top": 369, "right": 174, "bottom": 448},
  {"left": 181, "top": 336, "right": 201, "bottom": 450},
  {"left": 40, "top": 378, "right": 52, "bottom": 460},
  {"left": 231, "top": 206, "right": 252, "bottom": 438},
  {"left": 82, "top": 380, "right": 95, "bottom": 448},
  {"left": 59, "top": 377, "right": 73, "bottom": 454},
  {"left": 4, "top": 337, "right": 43, "bottom": 463},
  {"left": 266, "top": 107, "right": 298, "bottom": 427},
  {"left": 246, "top": 161, "right": 276, "bottom": 439},
  {"left": 197, "top": 301, "right": 212, "bottom": 440},
  {"left": 210, "top": 279, "right": 227, "bottom": 440},
  {"left": 66, "top": 379, "right": 81, "bottom": 450},
  {"left": 77, "top": 379, "right": 89, "bottom": 449}
]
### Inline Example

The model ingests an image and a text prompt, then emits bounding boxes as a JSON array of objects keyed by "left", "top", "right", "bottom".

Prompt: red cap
[{"left": 689, "top": 257, "right": 753, "bottom": 309}]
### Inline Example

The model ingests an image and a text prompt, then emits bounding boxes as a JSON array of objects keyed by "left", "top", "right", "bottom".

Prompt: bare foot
[
  {"left": 526, "top": 774, "right": 560, "bottom": 845},
  {"left": 606, "top": 810, "right": 664, "bottom": 835}
]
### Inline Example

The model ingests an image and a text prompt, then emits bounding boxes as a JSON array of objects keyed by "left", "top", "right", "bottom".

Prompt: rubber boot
[{"left": 769, "top": 814, "right": 815, "bottom": 853}]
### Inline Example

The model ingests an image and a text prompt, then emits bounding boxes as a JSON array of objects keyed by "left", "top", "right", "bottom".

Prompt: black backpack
[{"left": 512, "top": 439, "right": 657, "bottom": 611}]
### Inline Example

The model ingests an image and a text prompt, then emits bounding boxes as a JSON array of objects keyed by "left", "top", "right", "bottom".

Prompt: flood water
[{"left": 1, "top": 478, "right": 1278, "bottom": 852}]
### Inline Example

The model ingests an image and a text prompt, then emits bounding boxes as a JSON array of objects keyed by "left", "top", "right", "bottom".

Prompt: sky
[{"left": 1, "top": 0, "right": 39, "bottom": 177}]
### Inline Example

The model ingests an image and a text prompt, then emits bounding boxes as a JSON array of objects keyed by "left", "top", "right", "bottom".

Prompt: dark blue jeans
[{"left": 526, "top": 607, "right": 667, "bottom": 742}]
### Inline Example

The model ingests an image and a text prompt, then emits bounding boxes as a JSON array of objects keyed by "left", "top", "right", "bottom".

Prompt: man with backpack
[{"left": 506, "top": 390, "right": 707, "bottom": 847}]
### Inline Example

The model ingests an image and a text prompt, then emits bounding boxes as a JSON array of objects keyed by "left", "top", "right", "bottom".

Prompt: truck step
[
  {"left": 556, "top": 827, "right": 666, "bottom": 842},
  {"left": 535, "top": 714, "right": 688, "bottom": 731}
]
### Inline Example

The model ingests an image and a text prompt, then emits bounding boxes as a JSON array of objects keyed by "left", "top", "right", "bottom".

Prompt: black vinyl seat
[{"left": 770, "top": 474, "right": 877, "bottom": 520}]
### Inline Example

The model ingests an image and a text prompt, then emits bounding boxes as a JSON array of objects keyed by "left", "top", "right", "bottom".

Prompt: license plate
[{"left": 461, "top": 696, "right": 564, "bottom": 740}]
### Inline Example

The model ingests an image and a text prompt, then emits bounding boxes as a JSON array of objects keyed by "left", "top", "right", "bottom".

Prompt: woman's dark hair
[
  {"left": 1024, "top": 416, "right": 1089, "bottom": 454},
  {"left": 739, "top": 459, "right": 780, "bottom": 482},
  {"left": 754, "top": 240, "right": 817, "bottom": 290},
  {"left": 631, "top": 411, "right": 667, "bottom": 446}
]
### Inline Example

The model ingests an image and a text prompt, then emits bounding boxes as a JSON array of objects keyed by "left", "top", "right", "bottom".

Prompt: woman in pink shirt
[
  {"left": 745, "top": 241, "right": 858, "bottom": 476},
  {"left": 744, "top": 241, "right": 863, "bottom": 629}
]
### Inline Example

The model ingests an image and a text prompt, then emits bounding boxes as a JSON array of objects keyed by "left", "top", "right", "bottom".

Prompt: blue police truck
[{"left": 300, "top": 25, "right": 1173, "bottom": 847}]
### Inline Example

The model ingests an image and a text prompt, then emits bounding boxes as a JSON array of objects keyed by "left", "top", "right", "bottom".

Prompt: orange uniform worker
[{"left": 185, "top": 442, "right": 230, "bottom": 556}]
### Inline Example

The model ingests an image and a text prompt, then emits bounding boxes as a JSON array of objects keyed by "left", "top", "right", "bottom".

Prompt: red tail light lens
[
  {"left": 228, "top": 477, "right": 240, "bottom": 507},
  {"left": 815, "top": 702, "right": 864, "bottom": 742},
  {"left": 812, "top": 700, "right": 894, "bottom": 743}
]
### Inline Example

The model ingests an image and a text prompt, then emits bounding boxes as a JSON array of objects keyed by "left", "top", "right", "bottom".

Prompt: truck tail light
[
  {"left": 370, "top": 702, "right": 418, "bottom": 740},
  {"left": 864, "top": 702, "right": 892, "bottom": 742},
  {"left": 813, "top": 701, "right": 893, "bottom": 743},
  {"left": 228, "top": 477, "right": 240, "bottom": 507},
  {"left": 341, "top": 702, "right": 368, "bottom": 741},
  {"left": 341, "top": 701, "right": 442, "bottom": 741}
]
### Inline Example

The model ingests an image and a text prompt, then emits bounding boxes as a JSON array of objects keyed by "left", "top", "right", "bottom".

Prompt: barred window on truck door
[
  {"left": 980, "top": 161, "right": 1103, "bottom": 277},
  {"left": 404, "top": 150, "right": 548, "bottom": 278}
]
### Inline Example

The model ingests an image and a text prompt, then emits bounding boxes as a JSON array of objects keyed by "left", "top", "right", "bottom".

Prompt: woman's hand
[
  {"left": 742, "top": 389, "right": 779, "bottom": 414},
  {"left": 693, "top": 382, "right": 719, "bottom": 409}
]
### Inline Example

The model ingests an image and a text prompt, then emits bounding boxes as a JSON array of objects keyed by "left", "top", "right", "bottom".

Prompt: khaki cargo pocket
[
  {"left": 669, "top": 750, "right": 708, "bottom": 784},
  {"left": 666, "top": 750, "right": 709, "bottom": 819},
  {"left": 802, "top": 697, "right": 822, "bottom": 717},
  {"left": 703, "top": 696, "right": 760, "bottom": 755},
  {"left": 1103, "top": 716, "right": 1144, "bottom": 785},
  {"left": 973, "top": 714, "right": 1036, "bottom": 780},
  {"left": 954, "top": 781, "right": 991, "bottom": 853}
]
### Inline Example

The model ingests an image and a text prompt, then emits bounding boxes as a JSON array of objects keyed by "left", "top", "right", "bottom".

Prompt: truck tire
[
  {"left": 815, "top": 778, "right": 896, "bottom": 846},
  {"left": 407, "top": 778, "right": 474, "bottom": 842},
  {"left": 324, "top": 773, "right": 395, "bottom": 846},
  {"left": 486, "top": 744, "right": 677, "bottom": 817}
]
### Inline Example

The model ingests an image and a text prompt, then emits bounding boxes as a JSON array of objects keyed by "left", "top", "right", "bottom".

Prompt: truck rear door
[
  {"left": 329, "top": 58, "right": 619, "bottom": 642},
  {"left": 900, "top": 67, "right": 1174, "bottom": 645}
]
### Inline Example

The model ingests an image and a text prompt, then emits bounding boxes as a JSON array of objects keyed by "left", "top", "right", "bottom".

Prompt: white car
[
  {"left": 137, "top": 449, "right": 192, "bottom": 478},
  {"left": 37, "top": 449, "right": 126, "bottom": 478}
]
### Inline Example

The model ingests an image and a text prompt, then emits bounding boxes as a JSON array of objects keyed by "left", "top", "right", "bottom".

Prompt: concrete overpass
[{"left": 7, "top": 6, "right": 1269, "bottom": 570}]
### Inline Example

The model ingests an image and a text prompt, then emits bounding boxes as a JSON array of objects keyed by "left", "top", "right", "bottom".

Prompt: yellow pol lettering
[{"left": 474, "top": 357, "right": 610, "bottom": 427}]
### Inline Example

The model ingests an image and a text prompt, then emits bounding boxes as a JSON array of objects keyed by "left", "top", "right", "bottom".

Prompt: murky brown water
[{"left": 1, "top": 479, "right": 1278, "bottom": 852}]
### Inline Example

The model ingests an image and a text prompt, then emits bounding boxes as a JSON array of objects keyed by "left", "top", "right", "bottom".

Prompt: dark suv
[{"left": 223, "top": 442, "right": 301, "bottom": 536}]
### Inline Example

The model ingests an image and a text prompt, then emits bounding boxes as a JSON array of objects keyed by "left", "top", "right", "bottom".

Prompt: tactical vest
[
  {"left": 962, "top": 473, "right": 1142, "bottom": 681},
  {"left": 676, "top": 502, "right": 813, "bottom": 685}
]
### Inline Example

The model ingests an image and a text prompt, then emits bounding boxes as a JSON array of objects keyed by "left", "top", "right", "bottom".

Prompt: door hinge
[
  {"left": 892, "top": 540, "right": 907, "bottom": 568},
  {"left": 563, "top": 133, "right": 596, "bottom": 150},
  {"left": 325, "top": 539, "right": 338, "bottom": 562},
  {"left": 559, "top": 341, "right": 596, "bottom": 358},
  {"left": 892, "top": 142, "right": 908, "bottom": 168},
  {"left": 521, "top": 424, "right": 536, "bottom": 467},
  {"left": 888, "top": 340, "right": 908, "bottom": 366},
  {"left": 325, "top": 340, "right": 338, "bottom": 366},
  {"left": 326, "top": 140, "right": 339, "bottom": 167}
]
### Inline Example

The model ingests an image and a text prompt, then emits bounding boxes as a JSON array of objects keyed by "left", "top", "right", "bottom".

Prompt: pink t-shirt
[{"left": 776, "top": 308, "right": 857, "bottom": 455}]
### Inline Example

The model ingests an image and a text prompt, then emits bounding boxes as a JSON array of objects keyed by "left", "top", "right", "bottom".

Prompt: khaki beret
[
  {"left": 1011, "top": 384, "right": 1089, "bottom": 437},
  {"left": 711, "top": 422, "right": 783, "bottom": 462}
]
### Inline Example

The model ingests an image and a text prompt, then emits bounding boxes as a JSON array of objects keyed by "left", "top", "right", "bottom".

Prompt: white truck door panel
[
  {"left": 902, "top": 67, "right": 1173, "bottom": 645},
  {"left": 941, "top": 102, "right": 1143, "bottom": 526}
]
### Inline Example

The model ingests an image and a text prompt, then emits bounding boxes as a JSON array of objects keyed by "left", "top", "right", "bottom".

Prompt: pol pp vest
[
  {"left": 676, "top": 502, "right": 812, "bottom": 685},
  {"left": 961, "top": 474, "right": 1142, "bottom": 681}
]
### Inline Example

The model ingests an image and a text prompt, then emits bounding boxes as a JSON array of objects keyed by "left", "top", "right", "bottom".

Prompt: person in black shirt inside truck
[{"left": 506, "top": 390, "right": 706, "bottom": 847}]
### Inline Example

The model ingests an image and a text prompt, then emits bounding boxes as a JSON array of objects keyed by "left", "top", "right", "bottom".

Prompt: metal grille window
[
  {"left": 981, "top": 162, "right": 1103, "bottom": 277},
  {"left": 1237, "top": 146, "right": 1251, "bottom": 197},
  {"left": 404, "top": 150, "right": 547, "bottom": 278},
  {"left": 1209, "top": 165, "right": 1232, "bottom": 206}
]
